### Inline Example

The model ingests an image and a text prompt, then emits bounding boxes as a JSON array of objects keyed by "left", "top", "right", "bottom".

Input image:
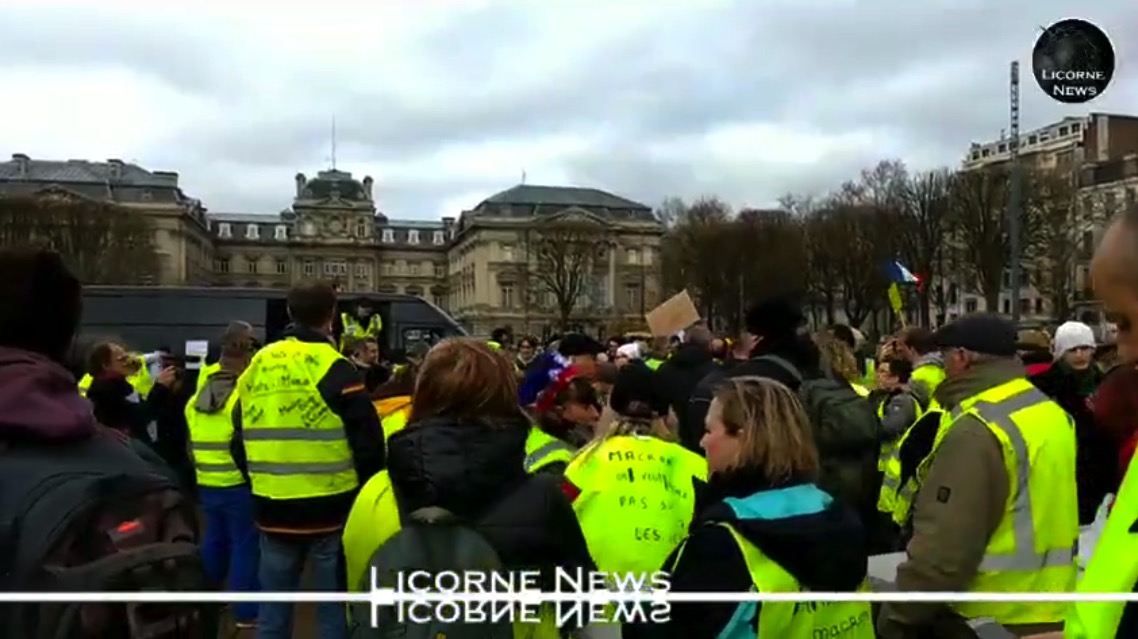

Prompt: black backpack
[
  {"left": 0, "top": 435, "right": 217, "bottom": 639},
  {"left": 753, "top": 356, "right": 883, "bottom": 513},
  {"left": 349, "top": 506, "right": 513, "bottom": 639}
]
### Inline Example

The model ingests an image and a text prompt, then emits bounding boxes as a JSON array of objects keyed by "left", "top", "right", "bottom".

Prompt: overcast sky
[{"left": 0, "top": 1, "right": 1132, "bottom": 220}]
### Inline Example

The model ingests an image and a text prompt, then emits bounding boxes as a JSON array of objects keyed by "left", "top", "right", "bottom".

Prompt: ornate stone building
[
  {"left": 449, "top": 184, "right": 663, "bottom": 338},
  {"left": 0, "top": 155, "right": 664, "bottom": 338},
  {"left": 209, "top": 169, "right": 452, "bottom": 309},
  {"left": 0, "top": 154, "right": 213, "bottom": 284}
]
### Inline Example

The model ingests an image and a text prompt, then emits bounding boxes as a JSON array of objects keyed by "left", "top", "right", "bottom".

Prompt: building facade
[
  {"left": 0, "top": 154, "right": 664, "bottom": 338},
  {"left": 0, "top": 154, "right": 214, "bottom": 284}
]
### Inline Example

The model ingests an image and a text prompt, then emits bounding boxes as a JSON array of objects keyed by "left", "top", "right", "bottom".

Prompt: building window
[
  {"left": 216, "top": 258, "right": 230, "bottom": 273},
  {"left": 356, "top": 223, "right": 368, "bottom": 238},
  {"left": 500, "top": 285, "right": 515, "bottom": 309},
  {"left": 433, "top": 294, "right": 445, "bottom": 308},
  {"left": 1059, "top": 126, "right": 1068, "bottom": 136},
  {"left": 1071, "top": 122, "right": 1081, "bottom": 133},
  {"left": 409, "top": 264, "right": 419, "bottom": 277},
  {"left": 624, "top": 283, "right": 642, "bottom": 311},
  {"left": 626, "top": 248, "right": 640, "bottom": 264},
  {"left": 246, "top": 258, "right": 258, "bottom": 274},
  {"left": 303, "top": 261, "right": 315, "bottom": 277},
  {"left": 965, "top": 298, "right": 978, "bottom": 313},
  {"left": 981, "top": 149, "right": 991, "bottom": 157},
  {"left": 355, "top": 263, "right": 368, "bottom": 278},
  {"left": 323, "top": 261, "right": 348, "bottom": 277},
  {"left": 408, "top": 230, "right": 420, "bottom": 244},
  {"left": 434, "top": 264, "right": 445, "bottom": 278},
  {"left": 274, "top": 225, "right": 288, "bottom": 240},
  {"left": 396, "top": 260, "right": 407, "bottom": 275},
  {"left": 433, "top": 231, "right": 445, "bottom": 245},
  {"left": 382, "top": 229, "right": 394, "bottom": 243},
  {"left": 276, "top": 259, "right": 288, "bottom": 274},
  {"left": 245, "top": 224, "right": 259, "bottom": 240},
  {"left": 1001, "top": 299, "right": 1010, "bottom": 314},
  {"left": 998, "top": 143, "right": 1007, "bottom": 153},
  {"left": 382, "top": 263, "right": 393, "bottom": 276},
  {"left": 1035, "top": 298, "right": 1044, "bottom": 314},
  {"left": 501, "top": 244, "right": 514, "bottom": 262},
  {"left": 218, "top": 223, "right": 231, "bottom": 238},
  {"left": 301, "top": 221, "right": 315, "bottom": 236},
  {"left": 1019, "top": 298, "right": 1032, "bottom": 314}
]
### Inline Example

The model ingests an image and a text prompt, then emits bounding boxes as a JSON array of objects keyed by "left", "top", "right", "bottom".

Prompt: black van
[{"left": 76, "top": 286, "right": 466, "bottom": 365}]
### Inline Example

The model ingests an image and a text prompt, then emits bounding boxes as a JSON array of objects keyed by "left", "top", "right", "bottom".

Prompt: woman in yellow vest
[
  {"left": 816, "top": 332, "right": 871, "bottom": 397},
  {"left": 654, "top": 376, "right": 873, "bottom": 639},
  {"left": 343, "top": 338, "right": 595, "bottom": 638},
  {"left": 527, "top": 374, "right": 601, "bottom": 475},
  {"left": 564, "top": 361, "right": 706, "bottom": 576}
]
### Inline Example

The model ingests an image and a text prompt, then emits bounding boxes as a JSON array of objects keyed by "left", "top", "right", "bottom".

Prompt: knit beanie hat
[
  {"left": 0, "top": 248, "right": 82, "bottom": 363},
  {"left": 1053, "top": 321, "right": 1095, "bottom": 359}
]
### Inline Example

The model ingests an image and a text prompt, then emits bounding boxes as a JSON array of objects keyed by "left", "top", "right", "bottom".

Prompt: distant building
[
  {"left": 0, "top": 153, "right": 213, "bottom": 284},
  {"left": 962, "top": 113, "right": 1138, "bottom": 172},
  {"left": 0, "top": 155, "right": 664, "bottom": 337}
]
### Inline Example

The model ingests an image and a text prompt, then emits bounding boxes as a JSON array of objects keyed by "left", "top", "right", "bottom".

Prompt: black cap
[
  {"left": 610, "top": 361, "right": 669, "bottom": 418},
  {"left": 558, "top": 333, "right": 604, "bottom": 357},
  {"left": 934, "top": 314, "right": 1017, "bottom": 357}
]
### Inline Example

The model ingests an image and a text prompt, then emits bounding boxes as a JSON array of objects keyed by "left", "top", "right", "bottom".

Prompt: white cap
[{"left": 1053, "top": 321, "right": 1096, "bottom": 358}]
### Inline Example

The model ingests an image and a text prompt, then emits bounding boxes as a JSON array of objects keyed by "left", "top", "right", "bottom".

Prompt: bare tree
[
  {"left": 529, "top": 219, "right": 608, "bottom": 328},
  {"left": 899, "top": 169, "right": 954, "bottom": 325},
  {"left": 0, "top": 193, "right": 161, "bottom": 284},
  {"left": 655, "top": 196, "right": 689, "bottom": 229},
  {"left": 1028, "top": 169, "right": 1084, "bottom": 319},
  {"left": 949, "top": 168, "right": 1014, "bottom": 312},
  {"left": 659, "top": 196, "right": 735, "bottom": 326}
]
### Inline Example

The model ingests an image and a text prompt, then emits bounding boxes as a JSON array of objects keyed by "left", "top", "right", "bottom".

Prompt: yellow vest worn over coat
[
  {"left": 565, "top": 435, "right": 706, "bottom": 575},
  {"left": 935, "top": 378, "right": 1078, "bottom": 625},
  {"left": 340, "top": 313, "right": 382, "bottom": 351},
  {"left": 236, "top": 337, "right": 359, "bottom": 500},
  {"left": 1065, "top": 449, "right": 1138, "bottom": 639},
  {"left": 342, "top": 470, "right": 560, "bottom": 639},
  {"left": 523, "top": 427, "right": 575, "bottom": 474},
  {"left": 374, "top": 396, "right": 412, "bottom": 443},
  {"left": 185, "top": 370, "right": 244, "bottom": 488}
]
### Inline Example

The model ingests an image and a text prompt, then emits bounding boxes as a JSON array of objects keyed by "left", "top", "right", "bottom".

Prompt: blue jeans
[
  {"left": 199, "top": 485, "right": 260, "bottom": 623},
  {"left": 256, "top": 531, "right": 347, "bottom": 639}
]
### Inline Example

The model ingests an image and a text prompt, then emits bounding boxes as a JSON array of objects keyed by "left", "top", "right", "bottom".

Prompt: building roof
[
  {"left": 297, "top": 169, "right": 370, "bottom": 202},
  {"left": 479, "top": 184, "right": 651, "bottom": 211},
  {"left": 211, "top": 213, "right": 285, "bottom": 224},
  {"left": 0, "top": 154, "right": 180, "bottom": 188}
]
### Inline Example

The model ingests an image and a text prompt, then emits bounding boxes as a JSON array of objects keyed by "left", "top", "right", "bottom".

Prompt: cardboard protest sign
[{"left": 645, "top": 290, "right": 700, "bottom": 337}]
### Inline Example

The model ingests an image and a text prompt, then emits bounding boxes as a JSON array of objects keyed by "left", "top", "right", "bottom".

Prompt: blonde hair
[
  {"left": 815, "top": 332, "right": 859, "bottom": 382},
  {"left": 707, "top": 376, "right": 819, "bottom": 483},
  {"left": 575, "top": 410, "right": 677, "bottom": 465}
]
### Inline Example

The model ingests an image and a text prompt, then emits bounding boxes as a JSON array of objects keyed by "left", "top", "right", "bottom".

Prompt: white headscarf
[{"left": 616, "top": 343, "right": 642, "bottom": 360}]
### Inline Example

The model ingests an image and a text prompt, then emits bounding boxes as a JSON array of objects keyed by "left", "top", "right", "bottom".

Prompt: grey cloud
[{"left": 1, "top": 1, "right": 1135, "bottom": 218}]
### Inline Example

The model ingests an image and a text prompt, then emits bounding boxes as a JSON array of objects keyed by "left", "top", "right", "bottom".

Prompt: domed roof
[{"left": 296, "top": 169, "right": 372, "bottom": 202}]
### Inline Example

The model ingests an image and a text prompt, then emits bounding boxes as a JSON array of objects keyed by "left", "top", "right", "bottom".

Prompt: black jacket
[
  {"left": 231, "top": 325, "right": 386, "bottom": 532},
  {"left": 630, "top": 469, "right": 867, "bottom": 639},
  {"left": 387, "top": 415, "right": 595, "bottom": 595},
  {"left": 1029, "top": 362, "right": 1112, "bottom": 525},
  {"left": 86, "top": 373, "right": 172, "bottom": 444},
  {"left": 687, "top": 336, "right": 822, "bottom": 443},
  {"left": 655, "top": 344, "right": 718, "bottom": 453}
]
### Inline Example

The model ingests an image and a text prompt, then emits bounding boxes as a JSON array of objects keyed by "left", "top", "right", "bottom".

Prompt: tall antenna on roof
[
  {"left": 521, "top": 168, "right": 526, "bottom": 184},
  {"left": 331, "top": 117, "right": 337, "bottom": 170}
]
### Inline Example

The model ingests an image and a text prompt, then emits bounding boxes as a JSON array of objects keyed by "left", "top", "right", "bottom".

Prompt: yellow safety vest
[
  {"left": 375, "top": 397, "right": 412, "bottom": 443},
  {"left": 876, "top": 391, "right": 923, "bottom": 471},
  {"left": 523, "top": 427, "right": 575, "bottom": 474},
  {"left": 851, "top": 382, "right": 869, "bottom": 397},
  {"left": 1065, "top": 454, "right": 1138, "bottom": 638},
  {"left": 184, "top": 373, "right": 244, "bottom": 488},
  {"left": 911, "top": 361, "right": 946, "bottom": 397},
  {"left": 644, "top": 358, "right": 664, "bottom": 371},
  {"left": 565, "top": 435, "right": 706, "bottom": 574},
  {"left": 196, "top": 361, "right": 221, "bottom": 392},
  {"left": 877, "top": 400, "right": 942, "bottom": 526},
  {"left": 487, "top": 340, "right": 503, "bottom": 351},
  {"left": 342, "top": 470, "right": 560, "bottom": 639},
  {"left": 236, "top": 337, "right": 359, "bottom": 500},
  {"left": 672, "top": 522, "right": 874, "bottom": 639},
  {"left": 78, "top": 353, "right": 153, "bottom": 398},
  {"left": 934, "top": 379, "right": 1078, "bottom": 625},
  {"left": 340, "top": 313, "right": 382, "bottom": 351}
]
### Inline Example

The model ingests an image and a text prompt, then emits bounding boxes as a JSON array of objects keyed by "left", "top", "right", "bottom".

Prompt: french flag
[{"left": 885, "top": 260, "right": 919, "bottom": 285}]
